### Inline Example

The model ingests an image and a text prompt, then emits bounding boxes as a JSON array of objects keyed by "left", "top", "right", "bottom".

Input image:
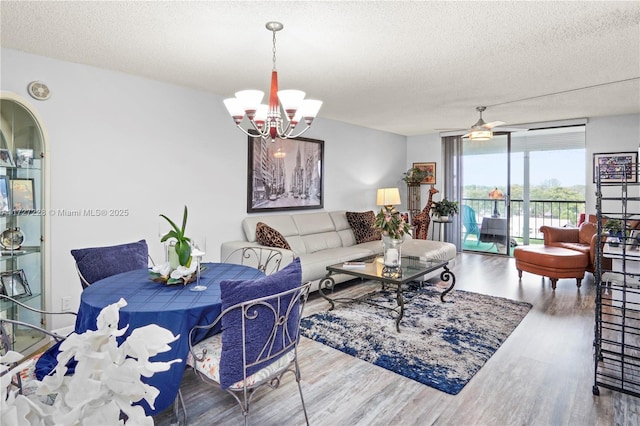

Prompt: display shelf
[
  {"left": 594, "top": 164, "right": 640, "bottom": 398},
  {"left": 0, "top": 94, "right": 46, "bottom": 357}
]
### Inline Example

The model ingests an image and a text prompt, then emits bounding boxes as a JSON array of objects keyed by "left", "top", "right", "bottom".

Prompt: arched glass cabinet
[{"left": 0, "top": 93, "right": 47, "bottom": 355}]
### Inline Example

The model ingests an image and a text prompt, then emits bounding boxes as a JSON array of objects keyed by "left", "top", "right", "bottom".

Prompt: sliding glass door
[
  {"left": 462, "top": 134, "right": 511, "bottom": 255},
  {"left": 457, "top": 126, "right": 586, "bottom": 256}
]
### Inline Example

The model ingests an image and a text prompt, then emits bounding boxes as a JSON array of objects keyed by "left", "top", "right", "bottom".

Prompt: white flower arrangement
[{"left": 1, "top": 298, "right": 180, "bottom": 425}]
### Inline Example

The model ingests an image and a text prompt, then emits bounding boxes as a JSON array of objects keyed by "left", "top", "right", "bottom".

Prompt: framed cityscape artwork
[
  {"left": 247, "top": 134, "right": 324, "bottom": 213},
  {"left": 593, "top": 152, "right": 637, "bottom": 183}
]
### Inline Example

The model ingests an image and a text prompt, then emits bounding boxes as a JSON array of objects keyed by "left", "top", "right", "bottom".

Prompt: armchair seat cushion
[{"left": 550, "top": 242, "right": 590, "bottom": 255}]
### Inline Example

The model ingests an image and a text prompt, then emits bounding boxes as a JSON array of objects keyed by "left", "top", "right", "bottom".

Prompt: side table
[{"left": 430, "top": 218, "right": 452, "bottom": 241}]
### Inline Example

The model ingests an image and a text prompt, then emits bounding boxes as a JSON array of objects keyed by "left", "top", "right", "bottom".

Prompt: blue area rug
[{"left": 300, "top": 285, "right": 531, "bottom": 395}]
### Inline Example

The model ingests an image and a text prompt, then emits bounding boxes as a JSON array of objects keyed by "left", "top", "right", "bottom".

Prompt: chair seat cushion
[{"left": 187, "top": 333, "right": 295, "bottom": 390}]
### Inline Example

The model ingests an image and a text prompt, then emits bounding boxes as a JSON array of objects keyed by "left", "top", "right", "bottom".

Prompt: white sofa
[{"left": 220, "top": 210, "right": 457, "bottom": 291}]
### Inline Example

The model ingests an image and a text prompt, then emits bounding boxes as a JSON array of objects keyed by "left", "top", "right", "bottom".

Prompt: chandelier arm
[
  {"left": 282, "top": 124, "right": 313, "bottom": 139},
  {"left": 233, "top": 124, "right": 264, "bottom": 139}
]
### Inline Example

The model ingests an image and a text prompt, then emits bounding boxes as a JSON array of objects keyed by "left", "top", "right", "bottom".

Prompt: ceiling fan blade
[
  {"left": 492, "top": 126, "right": 529, "bottom": 132},
  {"left": 484, "top": 121, "right": 506, "bottom": 129}
]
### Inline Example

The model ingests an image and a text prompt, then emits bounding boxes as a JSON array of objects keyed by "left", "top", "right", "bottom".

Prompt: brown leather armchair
[{"left": 539, "top": 222, "right": 604, "bottom": 272}]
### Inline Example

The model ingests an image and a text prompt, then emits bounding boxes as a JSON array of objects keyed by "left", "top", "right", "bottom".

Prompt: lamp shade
[
  {"left": 376, "top": 187, "right": 401, "bottom": 206},
  {"left": 489, "top": 187, "right": 504, "bottom": 199}
]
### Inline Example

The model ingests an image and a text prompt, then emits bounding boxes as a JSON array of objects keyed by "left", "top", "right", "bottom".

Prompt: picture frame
[
  {"left": 0, "top": 148, "right": 15, "bottom": 167},
  {"left": 11, "top": 178, "right": 35, "bottom": 212},
  {"left": 413, "top": 162, "right": 436, "bottom": 185},
  {"left": 15, "top": 148, "right": 34, "bottom": 168},
  {"left": 247, "top": 134, "right": 324, "bottom": 213},
  {"left": 400, "top": 211, "right": 413, "bottom": 235},
  {"left": 0, "top": 176, "right": 8, "bottom": 214},
  {"left": 628, "top": 230, "right": 640, "bottom": 251},
  {"left": 593, "top": 152, "right": 637, "bottom": 183},
  {"left": 0, "top": 269, "right": 31, "bottom": 298}
]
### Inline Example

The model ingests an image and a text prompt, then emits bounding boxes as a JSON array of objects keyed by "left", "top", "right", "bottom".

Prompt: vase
[
  {"left": 382, "top": 234, "right": 403, "bottom": 268},
  {"left": 168, "top": 242, "right": 180, "bottom": 270},
  {"left": 168, "top": 241, "right": 193, "bottom": 270}
]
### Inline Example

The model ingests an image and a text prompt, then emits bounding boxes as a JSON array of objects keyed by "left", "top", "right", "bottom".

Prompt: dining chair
[
  {"left": 222, "top": 246, "right": 284, "bottom": 275},
  {"left": 0, "top": 294, "right": 77, "bottom": 398},
  {"left": 187, "top": 258, "right": 310, "bottom": 425},
  {"left": 71, "top": 239, "right": 151, "bottom": 289}
]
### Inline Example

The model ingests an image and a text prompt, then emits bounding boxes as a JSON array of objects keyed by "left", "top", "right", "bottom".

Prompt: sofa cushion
[
  {"left": 346, "top": 211, "right": 381, "bottom": 244},
  {"left": 292, "top": 212, "right": 336, "bottom": 235},
  {"left": 255, "top": 222, "right": 291, "bottom": 250},
  {"left": 296, "top": 246, "right": 378, "bottom": 283},
  {"left": 242, "top": 215, "right": 298, "bottom": 243}
]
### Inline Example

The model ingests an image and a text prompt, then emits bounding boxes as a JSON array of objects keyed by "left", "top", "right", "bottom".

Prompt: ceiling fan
[{"left": 462, "top": 106, "right": 505, "bottom": 141}]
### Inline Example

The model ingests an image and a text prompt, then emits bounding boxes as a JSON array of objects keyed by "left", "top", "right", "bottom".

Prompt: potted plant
[
  {"left": 160, "top": 205, "right": 191, "bottom": 268},
  {"left": 402, "top": 167, "right": 428, "bottom": 185},
  {"left": 431, "top": 199, "right": 459, "bottom": 221},
  {"left": 603, "top": 218, "right": 624, "bottom": 236},
  {"left": 374, "top": 206, "right": 411, "bottom": 268}
]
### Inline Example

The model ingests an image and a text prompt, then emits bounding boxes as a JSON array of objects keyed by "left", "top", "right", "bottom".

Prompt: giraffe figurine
[{"left": 413, "top": 186, "right": 439, "bottom": 240}]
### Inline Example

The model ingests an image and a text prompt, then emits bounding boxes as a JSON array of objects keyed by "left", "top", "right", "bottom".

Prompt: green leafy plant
[
  {"left": 374, "top": 206, "right": 410, "bottom": 240},
  {"left": 603, "top": 218, "right": 624, "bottom": 235},
  {"left": 431, "top": 199, "right": 459, "bottom": 217},
  {"left": 160, "top": 205, "right": 191, "bottom": 266},
  {"left": 402, "top": 167, "right": 428, "bottom": 185}
]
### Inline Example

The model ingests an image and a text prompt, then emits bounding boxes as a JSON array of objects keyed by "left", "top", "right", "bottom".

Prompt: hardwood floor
[{"left": 154, "top": 253, "right": 639, "bottom": 425}]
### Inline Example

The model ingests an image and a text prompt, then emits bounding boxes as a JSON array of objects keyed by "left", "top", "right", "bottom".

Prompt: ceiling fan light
[{"left": 469, "top": 130, "right": 493, "bottom": 141}]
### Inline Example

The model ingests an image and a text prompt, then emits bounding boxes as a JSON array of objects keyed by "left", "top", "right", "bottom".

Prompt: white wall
[
  {"left": 1, "top": 48, "right": 406, "bottom": 328},
  {"left": 406, "top": 133, "right": 442, "bottom": 204},
  {"left": 585, "top": 114, "right": 640, "bottom": 211}
]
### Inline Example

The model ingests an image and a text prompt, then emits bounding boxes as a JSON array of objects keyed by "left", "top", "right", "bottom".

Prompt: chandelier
[{"left": 223, "top": 22, "right": 322, "bottom": 142}]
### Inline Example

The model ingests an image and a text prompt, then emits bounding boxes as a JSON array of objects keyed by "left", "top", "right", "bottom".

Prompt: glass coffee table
[{"left": 318, "top": 255, "right": 455, "bottom": 332}]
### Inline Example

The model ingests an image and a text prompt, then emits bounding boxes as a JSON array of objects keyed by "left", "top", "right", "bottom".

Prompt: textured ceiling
[{"left": 1, "top": 1, "right": 639, "bottom": 136}]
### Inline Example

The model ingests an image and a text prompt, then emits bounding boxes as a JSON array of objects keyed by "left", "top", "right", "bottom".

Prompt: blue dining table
[{"left": 35, "top": 262, "right": 264, "bottom": 416}]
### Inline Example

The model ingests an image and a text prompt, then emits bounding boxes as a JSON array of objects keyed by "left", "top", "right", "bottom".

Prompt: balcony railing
[{"left": 463, "top": 198, "right": 586, "bottom": 240}]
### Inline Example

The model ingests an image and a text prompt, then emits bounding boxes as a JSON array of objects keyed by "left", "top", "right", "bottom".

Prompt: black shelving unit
[{"left": 593, "top": 164, "right": 640, "bottom": 397}]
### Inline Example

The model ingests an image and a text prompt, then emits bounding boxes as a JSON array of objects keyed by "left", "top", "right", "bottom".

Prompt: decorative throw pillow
[
  {"left": 255, "top": 222, "right": 291, "bottom": 250},
  {"left": 70, "top": 240, "right": 149, "bottom": 288},
  {"left": 346, "top": 211, "right": 381, "bottom": 244},
  {"left": 219, "top": 257, "right": 302, "bottom": 389}
]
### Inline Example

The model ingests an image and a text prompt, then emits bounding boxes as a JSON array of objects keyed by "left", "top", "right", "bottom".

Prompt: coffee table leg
[
  {"left": 318, "top": 275, "right": 337, "bottom": 310},
  {"left": 440, "top": 265, "right": 456, "bottom": 302}
]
